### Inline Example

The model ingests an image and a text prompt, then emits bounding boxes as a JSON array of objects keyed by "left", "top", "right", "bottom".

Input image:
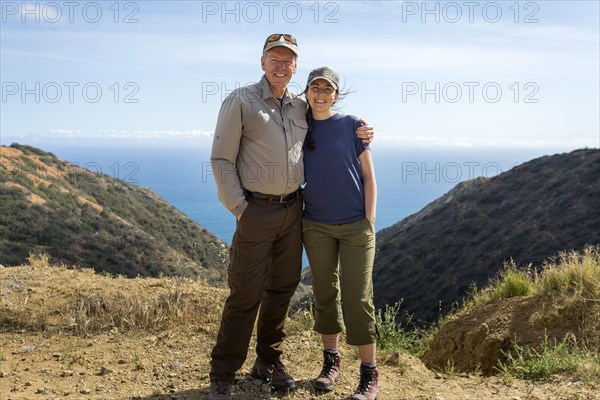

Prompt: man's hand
[{"left": 356, "top": 118, "right": 374, "bottom": 144}]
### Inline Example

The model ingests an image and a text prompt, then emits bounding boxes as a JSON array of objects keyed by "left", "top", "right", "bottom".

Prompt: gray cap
[
  {"left": 307, "top": 67, "right": 339, "bottom": 90},
  {"left": 263, "top": 34, "right": 298, "bottom": 56}
]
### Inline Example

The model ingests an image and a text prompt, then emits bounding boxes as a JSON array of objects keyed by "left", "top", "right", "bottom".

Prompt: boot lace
[
  {"left": 319, "top": 352, "right": 338, "bottom": 378},
  {"left": 272, "top": 360, "right": 286, "bottom": 374},
  {"left": 355, "top": 367, "right": 375, "bottom": 394}
]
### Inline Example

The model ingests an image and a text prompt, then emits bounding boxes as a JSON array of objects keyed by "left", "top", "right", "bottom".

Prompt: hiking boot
[
  {"left": 351, "top": 365, "right": 379, "bottom": 400},
  {"left": 312, "top": 350, "right": 341, "bottom": 391},
  {"left": 251, "top": 358, "right": 296, "bottom": 391},
  {"left": 208, "top": 379, "right": 232, "bottom": 400}
]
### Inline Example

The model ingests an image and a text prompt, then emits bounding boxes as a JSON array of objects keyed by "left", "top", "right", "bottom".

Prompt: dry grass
[
  {"left": 464, "top": 246, "right": 599, "bottom": 311},
  {"left": 0, "top": 253, "right": 227, "bottom": 335},
  {"left": 542, "top": 247, "right": 600, "bottom": 349},
  {"left": 452, "top": 245, "right": 600, "bottom": 380}
]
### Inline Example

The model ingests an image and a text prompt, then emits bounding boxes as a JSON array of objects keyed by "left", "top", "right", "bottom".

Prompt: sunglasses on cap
[{"left": 263, "top": 33, "right": 297, "bottom": 48}]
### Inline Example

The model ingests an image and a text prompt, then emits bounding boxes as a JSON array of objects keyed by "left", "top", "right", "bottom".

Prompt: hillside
[
  {"left": 0, "top": 254, "right": 597, "bottom": 399},
  {"left": 0, "top": 144, "right": 228, "bottom": 283},
  {"left": 374, "top": 149, "right": 600, "bottom": 323}
]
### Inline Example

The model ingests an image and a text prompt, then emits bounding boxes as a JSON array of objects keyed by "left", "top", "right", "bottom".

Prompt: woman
[{"left": 302, "top": 66, "right": 379, "bottom": 400}]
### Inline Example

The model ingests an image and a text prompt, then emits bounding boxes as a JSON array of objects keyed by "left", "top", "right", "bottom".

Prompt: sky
[{"left": 1, "top": 0, "right": 599, "bottom": 152}]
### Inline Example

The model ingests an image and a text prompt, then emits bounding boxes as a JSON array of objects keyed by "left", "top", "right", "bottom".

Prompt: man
[{"left": 208, "top": 34, "right": 373, "bottom": 400}]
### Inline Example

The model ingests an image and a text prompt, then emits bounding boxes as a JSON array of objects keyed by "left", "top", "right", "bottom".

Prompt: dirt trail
[{"left": 1, "top": 329, "right": 597, "bottom": 400}]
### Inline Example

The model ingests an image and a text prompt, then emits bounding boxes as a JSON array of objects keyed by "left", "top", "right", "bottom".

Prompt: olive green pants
[{"left": 302, "top": 217, "right": 377, "bottom": 346}]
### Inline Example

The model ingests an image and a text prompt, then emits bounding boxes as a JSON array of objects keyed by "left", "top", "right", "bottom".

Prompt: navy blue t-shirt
[{"left": 303, "top": 113, "right": 369, "bottom": 224}]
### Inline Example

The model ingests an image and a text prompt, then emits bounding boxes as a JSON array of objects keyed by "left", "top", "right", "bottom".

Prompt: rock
[
  {"left": 24, "top": 381, "right": 32, "bottom": 387},
  {"left": 99, "top": 367, "right": 112, "bottom": 376},
  {"left": 60, "top": 370, "right": 74, "bottom": 377},
  {"left": 238, "top": 380, "right": 253, "bottom": 390},
  {"left": 261, "top": 383, "right": 271, "bottom": 393},
  {"left": 19, "top": 345, "right": 34, "bottom": 354},
  {"left": 80, "top": 388, "right": 91, "bottom": 394},
  {"left": 0, "top": 371, "right": 8, "bottom": 378},
  {"left": 169, "top": 360, "right": 183, "bottom": 370}
]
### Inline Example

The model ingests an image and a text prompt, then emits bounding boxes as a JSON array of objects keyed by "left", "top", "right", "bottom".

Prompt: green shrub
[
  {"left": 375, "top": 300, "right": 423, "bottom": 356},
  {"left": 491, "top": 265, "right": 535, "bottom": 299},
  {"left": 497, "top": 334, "right": 582, "bottom": 380}
]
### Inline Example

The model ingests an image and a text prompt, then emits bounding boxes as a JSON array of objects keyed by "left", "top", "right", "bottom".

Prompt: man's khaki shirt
[{"left": 211, "top": 75, "right": 308, "bottom": 217}]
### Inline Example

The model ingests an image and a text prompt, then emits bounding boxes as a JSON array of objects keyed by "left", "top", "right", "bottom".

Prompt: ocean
[{"left": 42, "top": 144, "right": 548, "bottom": 251}]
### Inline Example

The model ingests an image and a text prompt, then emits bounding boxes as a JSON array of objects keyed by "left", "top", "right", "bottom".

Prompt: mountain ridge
[
  {"left": 373, "top": 148, "right": 600, "bottom": 323},
  {"left": 0, "top": 143, "right": 228, "bottom": 283}
]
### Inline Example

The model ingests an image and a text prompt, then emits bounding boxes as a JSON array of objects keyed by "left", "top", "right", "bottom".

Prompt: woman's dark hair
[
  {"left": 303, "top": 86, "right": 352, "bottom": 151},
  {"left": 305, "top": 104, "right": 317, "bottom": 151}
]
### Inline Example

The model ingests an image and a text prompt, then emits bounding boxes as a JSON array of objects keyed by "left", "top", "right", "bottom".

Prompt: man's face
[{"left": 261, "top": 47, "right": 297, "bottom": 92}]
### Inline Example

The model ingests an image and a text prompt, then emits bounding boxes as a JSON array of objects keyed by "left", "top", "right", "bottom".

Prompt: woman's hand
[{"left": 366, "top": 214, "right": 376, "bottom": 230}]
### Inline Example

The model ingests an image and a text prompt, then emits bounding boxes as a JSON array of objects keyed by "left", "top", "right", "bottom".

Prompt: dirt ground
[
  {"left": 1, "top": 265, "right": 598, "bottom": 400},
  {"left": 1, "top": 328, "right": 598, "bottom": 400}
]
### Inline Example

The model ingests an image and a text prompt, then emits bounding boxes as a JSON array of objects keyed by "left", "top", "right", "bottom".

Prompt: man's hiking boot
[
  {"left": 208, "top": 379, "right": 232, "bottom": 400},
  {"left": 251, "top": 358, "right": 296, "bottom": 390},
  {"left": 350, "top": 364, "right": 379, "bottom": 400},
  {"left": 311, "top": 350, "right": 341, "bottom": 391}
]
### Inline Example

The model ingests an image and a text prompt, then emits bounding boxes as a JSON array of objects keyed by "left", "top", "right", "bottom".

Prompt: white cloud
[
  {"left": 45, "top": 129, "right": 215, "bottom": 139},
  {"left": 1, "top": 129, "right": 215, "bottom": 148},
  {"left": 377, "top": 134, "right": 599, "bottom": 149}
]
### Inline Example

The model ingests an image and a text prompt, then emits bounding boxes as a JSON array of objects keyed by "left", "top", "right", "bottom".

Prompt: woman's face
[{"left": 306, "top": 79, "right": 338, "bottom": 113}]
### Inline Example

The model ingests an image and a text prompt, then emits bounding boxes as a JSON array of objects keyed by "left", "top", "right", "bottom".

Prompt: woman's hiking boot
[
  {"left": 350, "top": 364, "right": 379, "bottom": 400},
  {"left": 311, "top": 350, "right": 341, "bottom": 391}
]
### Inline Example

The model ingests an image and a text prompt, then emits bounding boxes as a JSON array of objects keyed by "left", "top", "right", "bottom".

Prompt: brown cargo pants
[{"left": 209, "top": 192, "right": 302, "bottom": 382}]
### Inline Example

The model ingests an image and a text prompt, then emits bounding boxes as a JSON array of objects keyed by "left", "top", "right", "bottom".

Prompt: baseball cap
[
  {"left": 263, "top": 33, "right": 299, "bottom": 56},
  {"left": 307, "top": 67, "right": 339, "bottom": 90}
]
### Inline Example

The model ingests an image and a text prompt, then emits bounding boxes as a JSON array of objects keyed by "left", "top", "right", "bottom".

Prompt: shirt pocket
[
  {"left": 288, "top": 118, "right": 308, "bottom": 162},
  {"left": 290, "top": 118, "right": 308, "bottom": 139}
]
